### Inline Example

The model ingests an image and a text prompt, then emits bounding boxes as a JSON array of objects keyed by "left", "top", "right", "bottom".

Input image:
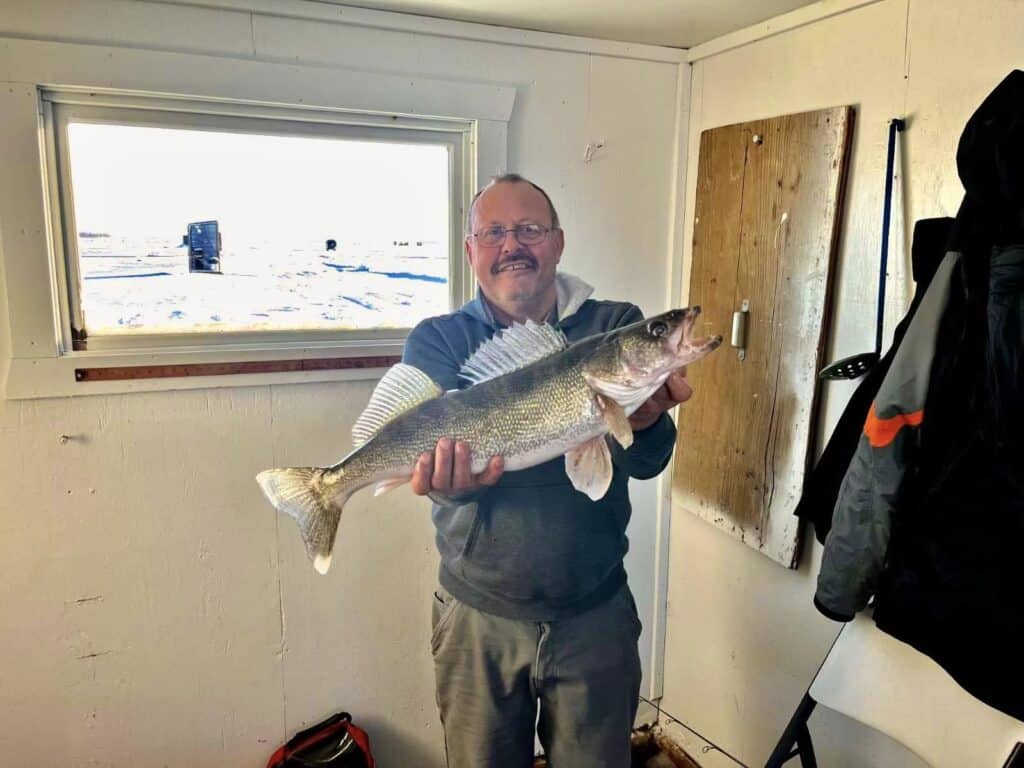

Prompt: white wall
[
  {"left": 0, "top": 2, "right": 686, "bottom": 765},
  {"left": 662, "top": 1, "right": 1024, "bottom": 766}
]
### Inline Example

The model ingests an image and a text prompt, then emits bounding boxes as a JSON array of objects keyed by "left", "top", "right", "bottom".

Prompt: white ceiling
[{"left": 318, "top": 0, "right": 824, "bottom": 48}]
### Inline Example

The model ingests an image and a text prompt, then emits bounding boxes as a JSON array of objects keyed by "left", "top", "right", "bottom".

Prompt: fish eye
[{"left": 648, "top": 320, "right": 668, "bottom": 337}]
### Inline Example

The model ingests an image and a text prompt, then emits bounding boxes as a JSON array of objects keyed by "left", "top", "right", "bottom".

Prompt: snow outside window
[{"left": 45, "top": 94, "right": 472, "bottom": 354}]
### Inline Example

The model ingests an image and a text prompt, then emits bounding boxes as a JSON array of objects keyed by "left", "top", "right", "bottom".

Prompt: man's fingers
[
  {"left": 412, "top": 438, "right": 503, "bottom": 496},
  {"left": 432, "top": 438, "right": 455, "bottom": 492},
  {"left": 451, "top": 441, "right": 474, "bottom": 490},
  {"left": 632, "top": 401, "right": 657, "bottom": 420},
  {"left": 477, "top": 456, "right": 505, "bottom": 487},
  {"left": 666, "top": 372, "right": 693, "bottom": 404},
  {"left": 629, "top": 372, "right": 693, "bottom": 431},
  {"left": 646, "top": 384, "right": 676, "bottom": 410},
  {"left": 411, "top": 451, "right": 433, "bottom": 495}
]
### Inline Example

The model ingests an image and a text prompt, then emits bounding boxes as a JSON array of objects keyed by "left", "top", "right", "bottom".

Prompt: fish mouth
[{"left": 669, "top": 306, "right": 723, "bottom": 358}]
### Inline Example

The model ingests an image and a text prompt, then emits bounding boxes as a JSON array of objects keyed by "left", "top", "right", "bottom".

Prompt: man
[{"left": 402, "top": 174, "right": 692, "bottom": 767}]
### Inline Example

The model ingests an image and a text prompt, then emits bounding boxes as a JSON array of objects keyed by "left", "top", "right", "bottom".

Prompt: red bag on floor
[{"left": 267, "top": 711, "right": 375, "bottom": 768}]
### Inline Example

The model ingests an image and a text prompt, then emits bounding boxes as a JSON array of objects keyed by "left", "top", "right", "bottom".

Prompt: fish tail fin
[{"left": 256, "top": 466, "right": 356, "bottom": 574}]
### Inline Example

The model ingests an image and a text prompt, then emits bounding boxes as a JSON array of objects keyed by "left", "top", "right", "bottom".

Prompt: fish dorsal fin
[
  {"left": 459, "top": 320, "right": 568, "bottom": 385},
  {"left": 352, "top": 364, "right": 442, "bottom": 447}
]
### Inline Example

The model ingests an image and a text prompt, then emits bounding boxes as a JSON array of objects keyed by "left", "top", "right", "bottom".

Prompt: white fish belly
[{"left": 470, "top": 425, "right": 606, "bottom": 474}]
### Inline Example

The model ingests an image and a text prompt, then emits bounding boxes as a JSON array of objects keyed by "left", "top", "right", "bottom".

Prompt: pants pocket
[
  {"left": 430, "top": 588, "right": 460, "bottom": 654},
  {"left": 618, "top": 586, "right": 643, "bottom": 640}
]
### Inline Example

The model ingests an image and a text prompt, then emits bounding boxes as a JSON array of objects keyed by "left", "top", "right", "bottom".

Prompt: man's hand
[
  {"left": 411, "top": 437, "right": 504, "bottom": 497},
  {"left": 628, "top": 369, "right": 693, "bottom": 432}
]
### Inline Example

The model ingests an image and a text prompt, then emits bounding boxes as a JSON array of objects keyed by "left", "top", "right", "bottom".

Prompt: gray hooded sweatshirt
[{"left": 401, "top": 273, "right": 677, "bottom": 621}]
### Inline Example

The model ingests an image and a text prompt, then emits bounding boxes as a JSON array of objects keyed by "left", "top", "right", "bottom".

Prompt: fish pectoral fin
[
  {"left": 374, "top": 477, "right": 409, "bottom": 496},
  {"left": 565, "top": 436, "right": 613, "bottom": 501},
  {"left": 596, "top": 394, "right": 633, "bottom": 449}
]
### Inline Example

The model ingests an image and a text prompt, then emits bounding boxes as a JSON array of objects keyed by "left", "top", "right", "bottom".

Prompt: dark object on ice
[
  {"left": 819, "top": 118, "right": 905, "bottom": 380},
  {"left": 184, "top": 220, "right": 222, "bottom": 274},
  {"left": 326, "top": 239, "right": 337, "bottom": 251}
]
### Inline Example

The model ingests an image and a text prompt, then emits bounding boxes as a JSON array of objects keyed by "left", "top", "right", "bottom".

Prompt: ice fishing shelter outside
[{"left": 185, "top": 220, "right": 221, "bottom": 273}]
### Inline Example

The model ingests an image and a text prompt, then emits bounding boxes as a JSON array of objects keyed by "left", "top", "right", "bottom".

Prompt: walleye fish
[{"left": 257, "top": 307, "right": 722, "bottom": 573}]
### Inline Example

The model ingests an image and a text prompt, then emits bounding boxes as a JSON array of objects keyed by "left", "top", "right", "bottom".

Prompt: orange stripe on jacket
[{"left": 864, "top": 404, "right": 924, "bottom": 448}]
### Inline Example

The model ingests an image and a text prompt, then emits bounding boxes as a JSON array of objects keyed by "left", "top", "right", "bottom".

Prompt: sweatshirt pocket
[
  {"left": 457, "top": 481, "right": 628, "bottom": 603},
  {"left": 461, "top": 510, "right": 484, "bottom": 559}
]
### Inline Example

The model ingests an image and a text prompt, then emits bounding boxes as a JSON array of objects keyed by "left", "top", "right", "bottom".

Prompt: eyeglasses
[{"left": 471, "top": 223, "right": 554, "bottom": 247}]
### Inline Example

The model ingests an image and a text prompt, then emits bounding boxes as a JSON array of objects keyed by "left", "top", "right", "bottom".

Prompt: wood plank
[
  {"left": 74, "top": 355, "right": 401, "bottom": 382},
  {"left": 671, "top": 121, "right": 748, "bottom": 527},
  {"left": 673, "top": 106, "right": 854, "bottom": 567}
]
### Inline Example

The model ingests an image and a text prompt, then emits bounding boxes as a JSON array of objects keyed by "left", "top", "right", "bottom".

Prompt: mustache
[{"left": 491, "top": 251, "right": 537, "bottom": 274}]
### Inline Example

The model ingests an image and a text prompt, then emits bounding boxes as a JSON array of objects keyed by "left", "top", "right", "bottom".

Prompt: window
[{"left": 44, "top": 92, "right": 473, "bottom": 354}]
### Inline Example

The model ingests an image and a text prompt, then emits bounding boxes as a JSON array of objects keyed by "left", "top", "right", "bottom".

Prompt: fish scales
[{"left": 339, "top": 345, "right": 603, "bottom": 482}]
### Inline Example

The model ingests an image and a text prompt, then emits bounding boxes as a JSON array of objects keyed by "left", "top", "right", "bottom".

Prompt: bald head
[{"left": 466, "top": 173, "right": 560, "bottom": 235}]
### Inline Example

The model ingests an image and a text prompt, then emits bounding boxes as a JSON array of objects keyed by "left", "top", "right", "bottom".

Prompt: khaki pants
[{"left": 431, "top": 585, "right": 642, "bottom": 768}]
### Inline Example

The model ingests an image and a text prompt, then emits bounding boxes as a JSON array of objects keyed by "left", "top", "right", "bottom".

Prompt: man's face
[{"left": 465, "top": 181, "right": 564, "bottom": 320}]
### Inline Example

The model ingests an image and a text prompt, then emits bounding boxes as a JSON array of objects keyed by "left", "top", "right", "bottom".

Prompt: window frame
[{"left": 43, "top": 90, "right": 474, "bottom": 356}]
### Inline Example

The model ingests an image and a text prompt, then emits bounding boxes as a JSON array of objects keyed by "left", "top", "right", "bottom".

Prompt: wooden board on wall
[{"left": 673, "top": 106, "right": 854, "bottom": 568}]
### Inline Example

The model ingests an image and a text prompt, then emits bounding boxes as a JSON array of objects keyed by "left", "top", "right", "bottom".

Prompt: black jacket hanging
[
  {"left": 815, "top": 69, "right": 1024, "bottom": 722},
  {"left": 794, "top": 216, "right": 952, "bottom": 544}
]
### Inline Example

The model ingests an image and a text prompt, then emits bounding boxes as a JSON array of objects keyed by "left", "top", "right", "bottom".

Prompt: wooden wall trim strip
[
  {"left": 685, "top": 0, "right": 882, "bottom": 62},
  {"left": 74, "top": 356, "right": 401, "bottom": 382}
]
